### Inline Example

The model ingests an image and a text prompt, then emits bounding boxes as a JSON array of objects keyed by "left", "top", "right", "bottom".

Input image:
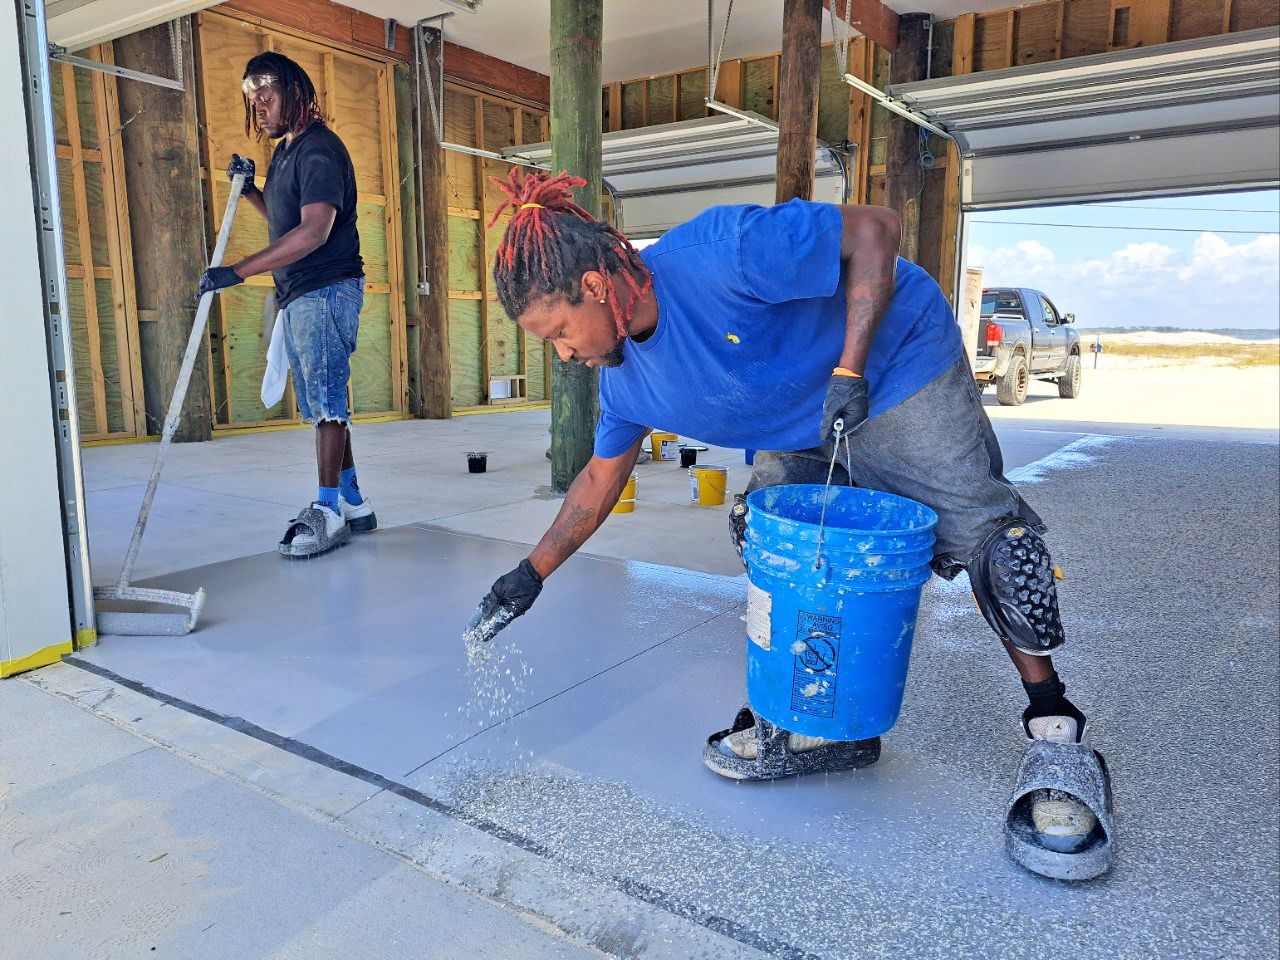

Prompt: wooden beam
[
  {"left": 884, "top": 14, "right": 930, "bottom": 264},
  {"left": 116, "top": 19, "right": 213, "bottom": 441},
  {"left": 549, "top": 0, "right": 602, "bottom": 493},
  {"left": 821, "top": 0, "right": 900, "bottom": 53},
  {"left": 776, "top": 0, "right": 823, "bottom": 204},
  {"left": 1004, "top": 9, "right": 1017, "bottom": 67},
  {"left": 607, "top": 83, "right": 622, "bottom": 132},
  {"left": 1222, "top": 0, "right": 1234, "bottom": 33}
]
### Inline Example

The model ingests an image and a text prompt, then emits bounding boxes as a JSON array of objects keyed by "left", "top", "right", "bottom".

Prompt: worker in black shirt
[{"left": 199, "top": 52, "right": 375, "bottom": 559}]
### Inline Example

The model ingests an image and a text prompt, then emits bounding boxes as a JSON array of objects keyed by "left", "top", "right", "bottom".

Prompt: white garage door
[
  {"left": 511, "top": 114, "right": 850, "bottom": 239},
  {"left": 44, "top": 0, "right": 219, "bottom": 51},
  {"left": 889, "top": 27, "right": 1280, "bottom": 210}
]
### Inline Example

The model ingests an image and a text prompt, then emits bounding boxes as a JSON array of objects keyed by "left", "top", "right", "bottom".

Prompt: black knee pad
[{"left": 970, "top": 519, "right": 1065, "bottom": 655}]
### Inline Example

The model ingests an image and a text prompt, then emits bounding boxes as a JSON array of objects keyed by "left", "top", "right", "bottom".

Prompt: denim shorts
[
  {"left": 281, "top": 277, "right": 363, "bottom": 424},
  {"left": 745, "top": 355, "right": 1045, "bottom": 576}
]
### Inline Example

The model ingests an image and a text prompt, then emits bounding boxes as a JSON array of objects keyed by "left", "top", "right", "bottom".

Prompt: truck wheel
[
  {"left": 1058, "top": 354, "right": 1082, "bottom": 398},
  {"left": 997, "top": 354, "right": 1029, "bottom": 406}
]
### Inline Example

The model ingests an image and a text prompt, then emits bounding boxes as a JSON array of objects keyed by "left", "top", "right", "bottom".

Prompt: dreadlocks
[
  {"left": 489, "top": 169, "right": 651, "bottom": 339},
  {"left": 242, "top": 52, "right": 323, "bottom": 139}
]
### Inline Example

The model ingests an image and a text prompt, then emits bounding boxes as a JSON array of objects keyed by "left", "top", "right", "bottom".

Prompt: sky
[{"left": 964, "top": 190, "right": 1280, "bottom": 331}]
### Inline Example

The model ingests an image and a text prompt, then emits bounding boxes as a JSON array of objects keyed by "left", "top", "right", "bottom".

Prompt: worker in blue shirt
[{"left": 464, "top": 169, "right": 1114, "bottom": 881}]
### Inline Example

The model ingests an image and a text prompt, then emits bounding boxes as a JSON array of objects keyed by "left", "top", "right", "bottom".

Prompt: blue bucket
[{"left": 743, "top": 485, "right": 938, "bottom": 740}]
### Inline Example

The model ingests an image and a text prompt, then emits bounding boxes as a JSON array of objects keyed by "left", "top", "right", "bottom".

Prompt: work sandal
[
  {"left": 703, "top": 705, "right": 880, "bottom": 781},
  {"left": 278, "top": 504, "right": 352, "bottom": 559},
  {"left": 1005, "top": 720, "right": 1116, "bottom": 880}
]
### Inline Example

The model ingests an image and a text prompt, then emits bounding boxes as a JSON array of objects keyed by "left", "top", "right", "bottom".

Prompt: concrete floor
[{"left": 48, "top": 414, "right": 1280, "bottom": 959}]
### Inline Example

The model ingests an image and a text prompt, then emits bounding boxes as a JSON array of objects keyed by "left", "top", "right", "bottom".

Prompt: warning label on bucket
[
  {"left": 746, "top": 582, "right": 772, "bottom": 650},
  {"left": 791, "top": 611, "right": 841, "bottom": 718}
]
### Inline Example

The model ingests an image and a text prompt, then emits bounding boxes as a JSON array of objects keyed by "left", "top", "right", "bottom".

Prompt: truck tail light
[{"left": 985, "top": 322, "right": 1003, "bottom": 348}]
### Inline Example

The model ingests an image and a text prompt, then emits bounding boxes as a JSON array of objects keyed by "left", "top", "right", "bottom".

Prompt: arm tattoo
[{"left": 549, "top": 503, "right": 595, "bottom": 552}]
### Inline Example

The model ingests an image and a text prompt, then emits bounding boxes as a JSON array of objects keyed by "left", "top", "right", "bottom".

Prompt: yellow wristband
[{"left": 832, "top": 367, "right": 862, "bottom": 378}]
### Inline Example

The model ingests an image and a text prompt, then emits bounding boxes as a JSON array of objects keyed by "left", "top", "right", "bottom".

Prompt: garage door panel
[
  {"left": 966, "top": 125, "right": 1280, "bottom": 208},
  {"left": 893, "top": 27, "right": 1280, "bottom": 210}
]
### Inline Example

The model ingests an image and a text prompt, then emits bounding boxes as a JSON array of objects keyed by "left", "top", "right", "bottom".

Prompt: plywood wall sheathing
[
  {"left": 51, "top": 47, "right": 144, "bottom": 442},
  {"left": 194, "top": 12, "right": 407, "bottom": 427},
  {"left": 439, "top": 82, "right": 550, "bottom": 410}
]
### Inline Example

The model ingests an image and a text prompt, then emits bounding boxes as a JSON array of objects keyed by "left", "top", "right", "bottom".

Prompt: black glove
[
  {"left": 197, "top": 266, "right": 243, "bottom": 299},
  {"left": 228, "top": 153, "right": 258, "bottom": 195},
  {"left": 820, "top": 373, "right": 869, "bottom": 442},
  {"left": 464, "top": 559, "right": 544, "bottom": 644}
]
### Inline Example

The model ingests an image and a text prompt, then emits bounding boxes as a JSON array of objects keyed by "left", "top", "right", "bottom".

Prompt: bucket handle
[{"left": 813, "top": 419, "right": 854, "bottom": 572}]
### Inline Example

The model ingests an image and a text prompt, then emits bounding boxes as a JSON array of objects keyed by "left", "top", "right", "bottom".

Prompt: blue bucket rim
[{"left": 747, "top": 484, "right": 939, "bottom": 537}]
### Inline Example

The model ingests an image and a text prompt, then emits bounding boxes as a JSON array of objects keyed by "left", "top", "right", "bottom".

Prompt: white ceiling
[{"left": 349, "top": 1, "right": 1019, "bottom": 83}]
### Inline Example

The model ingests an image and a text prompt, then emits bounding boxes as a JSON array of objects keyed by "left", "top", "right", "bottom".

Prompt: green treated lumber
[{"left": 549, "top": 0, "right": 603, "bottom": 493}]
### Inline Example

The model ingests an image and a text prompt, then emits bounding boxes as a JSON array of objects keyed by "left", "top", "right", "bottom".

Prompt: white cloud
[{"left": 967, "top": 232, "right": 1280, "bottom": 328}]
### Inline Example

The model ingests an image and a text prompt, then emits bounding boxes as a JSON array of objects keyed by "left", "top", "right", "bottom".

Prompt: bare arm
[
  {"left": 527, "top": 438, "right": 644, "bottom": 579},
  {"left": 836, "top": 204, "right": 901, "bottom": 375},
  {"left": 230, "top": 201, "right": 337, "bottom": 280}
]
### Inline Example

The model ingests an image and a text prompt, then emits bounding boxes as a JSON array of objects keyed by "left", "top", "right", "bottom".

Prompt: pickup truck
[{"left": 973, "top": 287, "right": 1083, "bottom": 405}]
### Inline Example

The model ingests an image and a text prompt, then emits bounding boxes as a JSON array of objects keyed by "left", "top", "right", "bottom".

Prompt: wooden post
[
  {"left": 775, "top": 0, "right": 823, "bottom": 204},
  {"left": 115, "top": 19, "right": 213, "bottom": 442},
  {"left": 884, "top": 13, "right": 930, "bottom": 264},
  {"left": 414, "top": 34, "right": 453, "bottom": 419},
  {"left": 549, "top": 0, "right": 603, "bottom": 493}
]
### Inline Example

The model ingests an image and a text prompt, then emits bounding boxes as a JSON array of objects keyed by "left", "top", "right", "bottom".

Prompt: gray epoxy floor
[
  {"left": 73, "top": 429, "right": 1280, "bottom": 959},
  {"left": 81, "top": 410, "right": 1085, "bottom": 581}
]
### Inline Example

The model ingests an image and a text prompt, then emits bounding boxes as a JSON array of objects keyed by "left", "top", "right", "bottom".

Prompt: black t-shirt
[{"left": 263, "top": 122, "right": 363, "bottom": 307}]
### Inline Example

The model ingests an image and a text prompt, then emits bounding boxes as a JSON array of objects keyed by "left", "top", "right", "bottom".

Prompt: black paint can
[
  {"left": 679, "top": 445, "right": 707, "bottom": 469},
  {"left": 467, "top": 452, "right": 488, "bottom": 474}
]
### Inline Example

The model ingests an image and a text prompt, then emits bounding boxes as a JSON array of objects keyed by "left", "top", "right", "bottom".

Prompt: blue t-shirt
[{"left": 593, "top": 199, "right": 964, "bottom": 459}]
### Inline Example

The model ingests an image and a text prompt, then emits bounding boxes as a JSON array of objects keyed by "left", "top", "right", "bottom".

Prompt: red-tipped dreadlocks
[{"left": 489, "top": 169, "right": 651, "bottom": 339}]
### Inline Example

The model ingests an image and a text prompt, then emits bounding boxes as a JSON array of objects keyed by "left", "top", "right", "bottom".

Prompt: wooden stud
[
  {"left": 378, "top": 64, "right": 408, "bottom": 414},
  {"left": 1004, "top": 10, "right": 1017, "bottom": 68},
  {"left": 1053, "top": 0, "right": 1066, "bottom": 59},
  {"left": 322, "top": 52, "right": 336, "bottom": 120},
  {"left": 641, "top": 78, "right": 650, "bottom": 126},
  {"left": 1222, "top": 0, "right": 1234, "bottom": 33},
  {"left": 474, "top": 96, "right": 491, "bottom": 401},
  {"left": 61, "top": 61, "right": 110, "bottom": 438},
  {"left": 939, "top": 141, "right": 961, "bottom": 304},
  {"left": 91, "top": 44, "right": 144, "bottom": 437},
  {"left": 714, "top": 58, "right": 744, "bottom": 107},
  {"left": 672, "top": 72, "right": 681, "bottom": 121},
  {"left": 953, "top": 14, "right": 976, "bottom": 74},
  {"left": 608, "top": 82, "right": 622, "bottom": 132}
]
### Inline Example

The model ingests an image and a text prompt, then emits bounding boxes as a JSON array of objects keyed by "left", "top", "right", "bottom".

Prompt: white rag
[{"left": 260, "top": 310, "right": 288, "bottom": 408}]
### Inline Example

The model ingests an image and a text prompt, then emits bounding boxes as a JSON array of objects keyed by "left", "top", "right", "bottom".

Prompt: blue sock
[
  {"left": 340, "top": 466, "right": 363, "bottom": 505},
  {"left": 317, "top": 485, "right": 340, "bottom": 511}
]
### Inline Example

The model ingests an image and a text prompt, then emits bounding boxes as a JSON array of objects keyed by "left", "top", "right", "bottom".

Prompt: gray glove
[
  {"left": 464, "top": 559, "right": 544, "bottom": 644},
  {"left": 820, "top": 374, "right": 869, "bottom": 442}
]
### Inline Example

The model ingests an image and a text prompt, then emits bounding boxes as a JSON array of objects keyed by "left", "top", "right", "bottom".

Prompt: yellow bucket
[
  {"left": 689, "top": 465, "right": 728, "bottom": 506},
  {"left": 612, "top": 474, "right": 637, "bottom": 514},
  {"left": 650, "top": 432, "right": 679, "bottom": 462}
]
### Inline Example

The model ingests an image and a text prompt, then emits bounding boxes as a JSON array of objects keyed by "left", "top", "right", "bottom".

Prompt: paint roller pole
[
  {"left": 110, "top": 167, "right": 248, "bottom": 592},
  {"left": 548, "top": 0, "right": 603, "bottom": 493}
]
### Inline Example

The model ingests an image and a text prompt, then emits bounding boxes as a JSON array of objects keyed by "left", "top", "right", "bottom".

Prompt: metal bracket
[{"left": 48, "top": 19, "right": 185, "bottom": 92}]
